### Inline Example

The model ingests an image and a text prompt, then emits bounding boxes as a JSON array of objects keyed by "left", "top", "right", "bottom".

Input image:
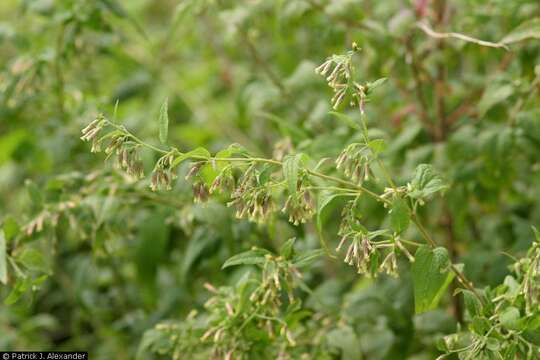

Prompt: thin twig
[{"left": 416, "top": 21, "right": 509, "bottom": 50}]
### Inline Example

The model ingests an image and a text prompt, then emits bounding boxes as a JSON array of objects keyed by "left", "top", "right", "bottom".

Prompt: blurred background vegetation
[{"left": 0, "top": 0, "right": 539, "bottom": 358}]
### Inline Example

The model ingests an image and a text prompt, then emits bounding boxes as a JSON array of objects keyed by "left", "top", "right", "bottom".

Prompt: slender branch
[
  {"left": 416, "top": 21, "right": 509, "bottom": 50},
  {"left": 100, "top": 118, "right": 483, "bottom": 303}
]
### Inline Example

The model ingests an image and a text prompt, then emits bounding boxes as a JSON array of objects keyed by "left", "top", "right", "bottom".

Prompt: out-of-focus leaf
[
  {"left": 158, "top": 97, "right": 169, "bottom": 144},
  {"left": 499, "top": 307, "right": 522, "bottom": 330},
  {"left": 478, "top": 84, "right": 513, "bottom": 116},
  {"left": 329, "top": 111, "right": 361, "bottom": 130},
  {"left": 17, "top": 247, "right": 50, "bottom": 274},
  {"left": 368, "top": 139, "right": 387, "bottom": 154},
  {"left": 293, "top": 249, "right": 325, "bottom": 268},
  {"left": 0, "top": 231, "right": 7, "bottom": 285},
  {"left": 327, "top": 326, "right": 362, "bottom": 360},
  {"left": 502, "top": 18, "right": 540, "bottom": 44},
  {"left": 180, "top": 229, "right": 217, "bottom": 280},
  {"left": 222, "top": 248, "right": 270, "bottom": 269},
  {"left": 279, "top": 238, "right": 296, "bottom": 259}
]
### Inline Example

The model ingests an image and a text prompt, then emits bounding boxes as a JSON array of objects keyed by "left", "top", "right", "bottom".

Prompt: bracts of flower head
[{"left": 336, "top": 143, "right": 373, "bottom": 184}]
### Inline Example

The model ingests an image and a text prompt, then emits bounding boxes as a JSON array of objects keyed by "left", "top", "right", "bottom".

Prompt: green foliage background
[{"left": 1, "top": 0, "right": 540, "bottom": 359}]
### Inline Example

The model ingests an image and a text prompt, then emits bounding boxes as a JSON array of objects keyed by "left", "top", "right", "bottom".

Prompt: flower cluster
[
  {"left": 225, "top": 165, "right": 275, "bottom": 223},
  {"left": 336, "top": 201, "right": 413, "bottom": 277},
  {"left": 282, "top": 189, "right": 315, "bottom": 226},
  {"left": 80, "top": 115, "right": 107, "bottom": 152},
  {"left": 336, "top": 142, "right": 373, "bottom": 183},
  {"left": 82, "top": 115, "right": 145, "bottom": 179},
  {"left": 150, "top": 153, "right": 177, "bottom": 191},
  {"left": 315, "top": 43, "right": 368, "bottom": 111},
  {"left": 198, "top": 255, "right": 302, "bottom": 359}
]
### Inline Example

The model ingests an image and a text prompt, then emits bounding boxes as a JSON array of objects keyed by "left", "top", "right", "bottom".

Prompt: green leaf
[
  {"left": 262, "top": 112, "right": 310, "bottom": 141},
  {"left": 171, "top": 147, "right": 211, "bottom": 168},
  {"left": 316, "top": 191, "right": 348, "bottom": 255},
  {"left": 408, "top": 164, "right": 448, "bottom": 201},
  {"left": 368, "top": 139, "right": 387, "bottom": 155},
  {"left": 365, "top": 77, "right": 387, "bottom": 94},
  {"left": 279, "top": 238, "right": 296, "bottom": 259},
  {"left": 158, "top": 97, "right": 169, "bottom": 144},
  {"left": 326, "top": 326, "right": 362, "bottom": 360},
  {"left": 502, "top": 18, "right": 540, "bottom": 44},
  {"left": 222, "top": 248, "right": 270, "bottom": 269},
  {"left": 25, "top": 179, "right": 43, "bottom": 209},
  {"left": 283, "top": 153, "right": 304, "bottom": 195},
  {"left": 499, "top": 307, "right": 522, "bottom": 330},
  {"left": 4, "top": 275, "right": 48, "bottom": 306},
  {"left": 0, "top": 230, "right": 7, "bottom": 285},
  {"left": 462, "top": 289, "right": 483, "bottom": 317},
  {"left": 329, "top": 111, "right": 361, "bottom": 130},
  {"left": 17, "top": 247, "right": 50, "bottom": 274},
  {"left": 411, "top": 246, "right": 455, "bottom": 313},
  {"left": 389, "top": 198, "right": 410, "bottom": 234},
  {"left": 293, "top": 249, "right": 325, "bottom": 268},
  {"left": 181, "top": 229, "right": 217, "bottom": 279},
  {"left": 477, "top": 84, "right": 513, "bottom": 116}
]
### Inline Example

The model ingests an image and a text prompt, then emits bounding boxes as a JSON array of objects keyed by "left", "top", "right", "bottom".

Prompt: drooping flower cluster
[
  {"left": 315, "top": 43, "right": 369, "bottom": 111},
  {"left": 282, "top": 189, "right": 315, "bottom": 226},
  {"left": 336, "top": 200, "right": 413, "bottom": 277},
  {"left": 281, "top": 171, "right": 315, "bottom": 225},
  {"left": 198, "top": 254, "right": 302, "bottom": 358},
  {"left": 225, "top": 165, "right": 275, "bottom": 223},
  {"left": 80, "top": 115, "right": 107, "bottom": 152},
  {"left": 150, "top": 153, "right": 177, "bottom": 191},
  {"left": 336, "top": 142, "right": 374, "bottom": 183},
  {"left": 82, "top": 115, "right": 145, "bottom": 179}
]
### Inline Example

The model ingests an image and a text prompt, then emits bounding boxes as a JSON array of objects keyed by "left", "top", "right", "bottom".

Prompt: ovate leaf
[
  {"left": 222, "top": 248, "right": 270, "bottom": 269},
  {"left": 3, "top": 216, "right": 20, "bottom": 242},
  {"left": 462, "top": 289, "right": 483, "bottom": 317},
  {"left": 368, "top": 139, "right": 387, "bottom": 155},
  {"left": 411, "top": 246, "right": 455, "bottom": 313},
  {"left": 171, "top": 147, "right": 211, "bottom": 168},
  {"left": 502, "top": 18, "right": 540, "bottom": 44},
  {"left": 408, "top": 164, "right": 448, "bottom": 201},
  {"left": 478, "top": 84, "right": 513, "bottom": 116},
  {"left": 389, "top": 198, "right": 410, "bottom": 234},
  {"left": 158, "top": 97, "right": 169, "bottom": 144},
  {"left": 0, "top": 231, "right": 7, "bottom": 285},
  {"left": 316, "top": 191, "right": 348, "bottom": 254},
  {"left": 499, "top": 307, "right": 523, "bottom": 330},
  {"left": 365, "top": 77, "right": 387, "bottom": 95},
  {"left": 17, "top": 247, "right": 50, "bottom": 274}
]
